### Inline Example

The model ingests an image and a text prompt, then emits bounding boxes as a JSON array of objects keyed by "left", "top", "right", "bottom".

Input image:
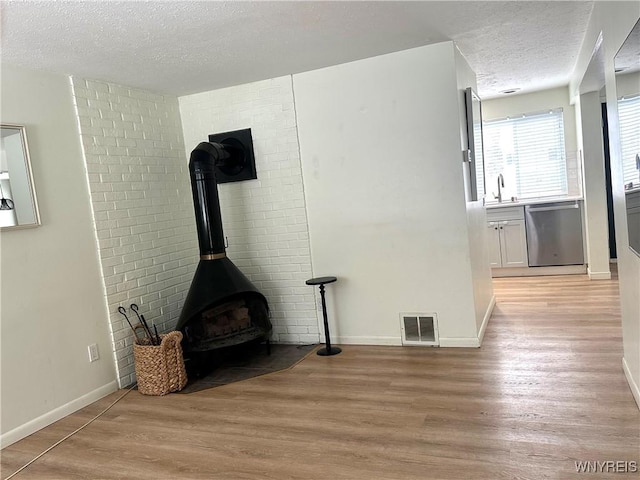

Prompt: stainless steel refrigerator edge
[{"left": 525, "top": 201, "right": 585, "bottom": 267}]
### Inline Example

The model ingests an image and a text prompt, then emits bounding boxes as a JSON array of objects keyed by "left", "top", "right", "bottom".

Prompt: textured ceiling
[{"left": 0, "top": 1, "right": 594, "bottom": 99}]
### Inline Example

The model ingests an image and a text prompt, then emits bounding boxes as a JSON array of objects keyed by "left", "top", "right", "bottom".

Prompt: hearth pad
[{"left": 177, "top": 344, "right": 317, "bottom": 393}]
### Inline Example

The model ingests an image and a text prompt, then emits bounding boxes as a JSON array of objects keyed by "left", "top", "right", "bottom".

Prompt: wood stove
[{"left": 177, "top": 138, "right": 271, "bottom": 363}]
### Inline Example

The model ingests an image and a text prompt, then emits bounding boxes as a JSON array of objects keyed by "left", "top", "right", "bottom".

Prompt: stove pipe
[
  {"left": 176, "top": 142, "right": 269, "bottom": 335},
  {"left": 190, "top": 142, "right": 235, "bottom": 257}
]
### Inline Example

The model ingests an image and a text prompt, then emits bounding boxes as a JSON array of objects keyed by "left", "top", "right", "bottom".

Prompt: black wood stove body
[{"left": 177, "top": 137, "right": 271, "bottom": 367}]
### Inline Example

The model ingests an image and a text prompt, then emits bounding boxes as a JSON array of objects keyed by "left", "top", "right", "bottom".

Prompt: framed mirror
[
  {"left": 615, "top": 19, "right": 640, "bottom": 257},
  {"left": 0, "top": 124, "right": 40, "bottom": 229}
]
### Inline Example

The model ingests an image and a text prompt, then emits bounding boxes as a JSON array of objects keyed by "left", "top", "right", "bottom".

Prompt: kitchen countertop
[{"left": 485, "top": 196, "right": 583, "bottom": 209}]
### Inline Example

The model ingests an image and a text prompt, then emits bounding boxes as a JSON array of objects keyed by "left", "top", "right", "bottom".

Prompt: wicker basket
[{"left": 133, "top": 331, "right": 188, "bottom": 396}]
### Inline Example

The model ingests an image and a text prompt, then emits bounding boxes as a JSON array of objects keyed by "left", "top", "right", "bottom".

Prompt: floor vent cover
[{"left": 400, "top": 313, "right": 439, "bottom": 346}]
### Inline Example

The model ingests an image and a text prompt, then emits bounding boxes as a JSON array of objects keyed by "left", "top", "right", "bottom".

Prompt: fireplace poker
[
  {"left": 118, "top": 306, "right": 140, "bottom": 340},
  {"left": 140, "top": 314, "right": 155, "bottom": 345},
  {"left": 130, "top": 304, "right": 155, "bottom": 345},
  {"left": 153, "top": 324, "right": 160, "bottom": 344}
]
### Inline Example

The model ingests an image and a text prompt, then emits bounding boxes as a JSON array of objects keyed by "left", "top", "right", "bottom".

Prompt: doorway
[{"left": 601, "top": 102, "right": 617, "bottom": 260}]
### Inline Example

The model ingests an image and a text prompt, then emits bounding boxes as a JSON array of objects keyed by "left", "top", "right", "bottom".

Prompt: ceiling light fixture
[{"left": 500, "top": 88, "right": 521, "bottom": 94}]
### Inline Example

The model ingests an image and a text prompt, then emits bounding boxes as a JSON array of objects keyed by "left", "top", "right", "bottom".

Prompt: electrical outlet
[{"left": 88, "top": 343, "right": 99, "bottom": 363}]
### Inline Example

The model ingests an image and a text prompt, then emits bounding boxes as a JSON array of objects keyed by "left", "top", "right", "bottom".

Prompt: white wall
[
  {"left": 72, "top": 78, "right": 197, "bottom": 387},
  {"left": 578, "top": 90, "right": 611, "bottom": 279},
  {"left": 178, "top": 77, "right": 319, "bottom": 344},
  {"left": 293, "top": 42, "right": 492, "bottom": 346},
  {"left": 616, "top": 71, "right": 640, "bottom": 98},
  {"left": 571, "top": 1, "right": 640, "bottom": 408},
  {"left": 454, "top": 47, "right": 495, "bottom": 334},
  {"left": 0, "top": 66, "right": 117, "bottom": 447}
]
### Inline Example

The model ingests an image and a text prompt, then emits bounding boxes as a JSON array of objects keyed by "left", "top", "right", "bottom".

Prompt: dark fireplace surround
[{"left": 177, "top": 135, "right": 271, "bottom": 360}]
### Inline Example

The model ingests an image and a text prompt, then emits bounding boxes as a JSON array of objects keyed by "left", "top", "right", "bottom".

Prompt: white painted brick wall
[
  {"left": 72, "top": 78, "right": 198, "bottom": 387},
  {"left": 179, "top": 76, "right": 320, "bottom": 344}
]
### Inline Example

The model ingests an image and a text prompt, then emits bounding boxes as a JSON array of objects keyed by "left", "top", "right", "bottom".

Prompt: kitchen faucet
[{"left": 494, "top": 174, "right": 505, "bottom": 203}]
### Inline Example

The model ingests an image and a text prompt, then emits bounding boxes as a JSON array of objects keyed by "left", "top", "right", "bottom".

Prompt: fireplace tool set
[
  {"left": 119, "top": 304, "right": 188, "bottom": 395},
  {"left": 118, "top": 304, "right": 160, "bottom": 345}
]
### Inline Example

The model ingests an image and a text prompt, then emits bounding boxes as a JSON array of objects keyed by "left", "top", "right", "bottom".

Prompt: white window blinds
[
  {"left": 618, "top": 94, "right": 640, "bottom": 187},
  {"left": 483, "top": 109, "right": 568, "bottom": 200}
]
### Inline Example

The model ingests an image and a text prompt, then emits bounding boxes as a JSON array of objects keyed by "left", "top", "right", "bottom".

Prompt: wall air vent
[{"left": 400, "top": 313, "right": 439, "bottom": 346}]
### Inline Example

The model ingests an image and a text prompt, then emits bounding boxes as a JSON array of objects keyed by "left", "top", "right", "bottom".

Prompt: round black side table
[{"left": 306, "top": 276, "right": 342, "bottom": 356}]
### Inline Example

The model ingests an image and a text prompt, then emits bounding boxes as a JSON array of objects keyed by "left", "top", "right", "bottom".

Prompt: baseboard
[
  {"left": 438, "top": 337, "right": 480, "bottom": 347},
  {"left": 0, "top": 381, "right": 118, "bottom": 449},
  {"left": 477, "top": 295, "right": 496, "bottom": 347},
  {"left": 587, "top": 268, "right": 612, "bottom": 280},
  {"left": 492, "top": 265, "right": 586, "bottom": 277},
  {"left": 332, "top": 336, "right": 402, "bottom": 346},
  {"left": 622, "top": 357, "right": 640, "bottom": 410},
  {"left": 334, "top": 334, "right": 485, "bottom": 348}
]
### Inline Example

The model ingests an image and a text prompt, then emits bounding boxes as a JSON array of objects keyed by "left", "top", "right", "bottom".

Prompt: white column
[{"left": 579, "top": 90, "right": 611, "bottom": 279}]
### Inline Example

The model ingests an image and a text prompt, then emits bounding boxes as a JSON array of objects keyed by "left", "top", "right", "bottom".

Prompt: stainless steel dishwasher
[{"left": 524, "top": 201, "right": 584, "bottom": 266}]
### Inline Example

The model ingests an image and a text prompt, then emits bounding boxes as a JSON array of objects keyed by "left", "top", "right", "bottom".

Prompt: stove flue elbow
[{"left": 189, "top": 142, "right": 231, "bottom": 172}]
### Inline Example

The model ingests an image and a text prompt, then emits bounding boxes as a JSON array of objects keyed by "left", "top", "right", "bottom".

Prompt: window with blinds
[
  {"left": 618, "top": 94, "right": 640, "bottom": 187},
  {"left": 483, "top": 109, "right": 568, "bottom": 200}
]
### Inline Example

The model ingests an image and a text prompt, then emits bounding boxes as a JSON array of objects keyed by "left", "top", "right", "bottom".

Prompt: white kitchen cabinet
[
  {"left": 487, "top": 222, "right": 503, "bottom": 267},
  {"left": 487, "top": 207, "right": 528, "bottom": 268}
]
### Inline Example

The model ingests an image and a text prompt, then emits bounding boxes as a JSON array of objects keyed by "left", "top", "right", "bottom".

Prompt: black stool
[{"left": 306, "top": 276, "right": 341, "bottom": 356}]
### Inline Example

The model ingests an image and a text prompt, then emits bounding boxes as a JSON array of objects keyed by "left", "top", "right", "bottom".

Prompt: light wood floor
[{"left": 2, "top": 273, "right": 639, "bottom": 479}]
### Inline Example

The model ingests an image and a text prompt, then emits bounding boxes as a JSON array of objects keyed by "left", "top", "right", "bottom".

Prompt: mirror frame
[{"left": 0, "top": 124, "right": 41, "bottom": 230}]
